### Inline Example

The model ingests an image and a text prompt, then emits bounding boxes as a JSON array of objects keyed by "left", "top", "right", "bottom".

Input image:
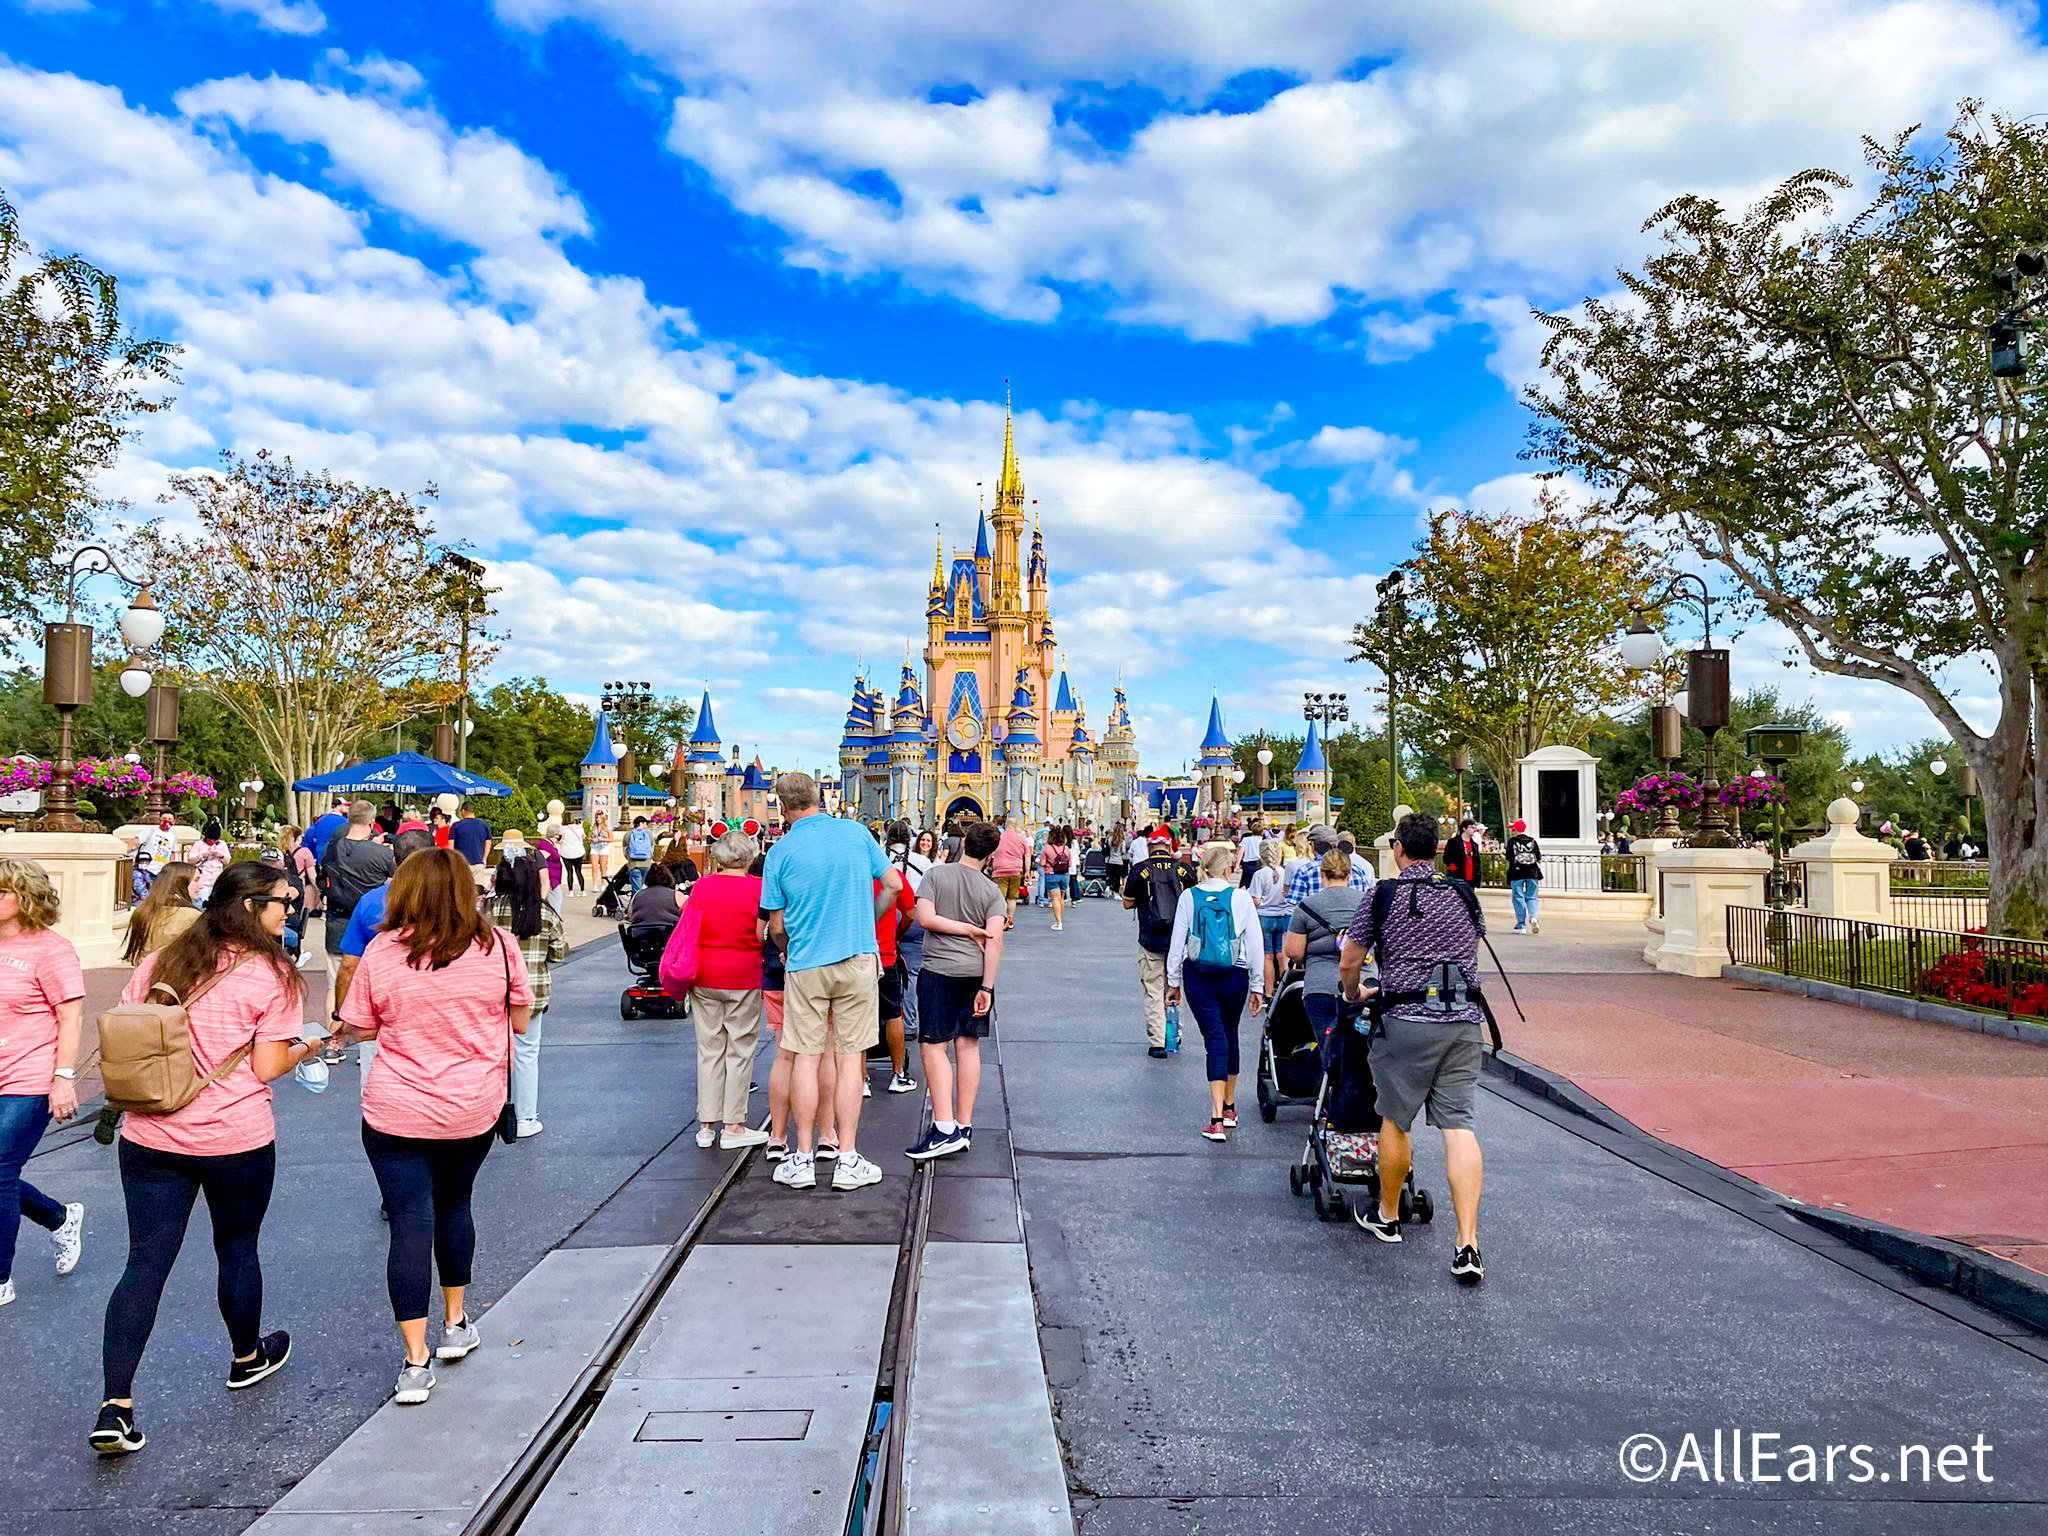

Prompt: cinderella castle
[{"left": 838, "top": 399, "right": 1150, "bottom": 829}]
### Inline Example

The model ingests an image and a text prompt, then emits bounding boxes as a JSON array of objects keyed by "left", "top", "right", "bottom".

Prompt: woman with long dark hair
[
  {"left": 92, "top": 860, "right": 319, "bottom": 1456},
  {"left": 122, "top": 861, "right": 200, "bottom": 965},
  {"left": 339, "top": 848, "right": 532, "bottom": 1407},
  {"left": 485, "top": 853, "right": 566, "bottom": 1139}
]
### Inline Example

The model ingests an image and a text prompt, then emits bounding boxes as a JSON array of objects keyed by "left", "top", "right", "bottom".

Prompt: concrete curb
[
  {"left": 1481, "top": 1049, "right": 2048, "bottom": 1344},
  {"left": 1722, "top": 963, "right": 2048, "bottom": 1047}
]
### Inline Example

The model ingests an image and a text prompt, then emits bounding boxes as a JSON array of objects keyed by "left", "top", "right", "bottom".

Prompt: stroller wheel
[
  {"left": 1412, "top": 1188, "right": 1435, "bottom": 1224},
  {"left": 1311, "top": 1187, "right": 1327, "bottom": 1220},
  {"left": 1306, "top": 1160, "right": 1323, "bottom": 1188},
  {"left": 1329, "top": 1189, "right": 1347, "bottom": 1219},
  {"left": 1289, "top": 1165, "right": 1303, "bottom": 1196},
  {"left": 1259, "top": 1099, "right": 1277, "bottom": 1123}
]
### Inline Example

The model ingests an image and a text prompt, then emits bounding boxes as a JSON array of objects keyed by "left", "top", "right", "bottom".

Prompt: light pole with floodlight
[
  {"left": 31, "top": 547, "right": 163, "bottom": 833},
  {"left": 1618, "top": 574, "right": 1736, "bottom": 848}
]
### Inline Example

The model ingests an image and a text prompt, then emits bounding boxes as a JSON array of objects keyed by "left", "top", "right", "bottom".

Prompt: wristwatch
[{"left": 53, "top": 1067, "right": 77, "bottom": 1080}]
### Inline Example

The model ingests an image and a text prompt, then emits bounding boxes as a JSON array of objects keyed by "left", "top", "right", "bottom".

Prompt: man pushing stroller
[{"left": 1340, "top": 812, "right": 1493, "bottom": 1285}]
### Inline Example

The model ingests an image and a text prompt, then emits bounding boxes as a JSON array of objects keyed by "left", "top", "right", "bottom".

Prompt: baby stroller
[
  {"left": 1287, "top": 993, "right": 1435, "bottom": 1227},
  {"left": 1255, "top": 970, "right": 1324, "bottom": 1122},
  {"left": 1076, "top": 847, "right": 1112, "bottom": 898},
  {"left": 592, "top": 864, "right": 635, "bottom": 918},
  {"left": 617, "top": 921, "right": 686, "bottom": 1020}
]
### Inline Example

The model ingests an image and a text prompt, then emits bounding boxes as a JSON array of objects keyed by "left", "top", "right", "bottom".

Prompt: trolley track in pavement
[{"left": 461, "top": 1132, "right": 936, "bottom": 1536}]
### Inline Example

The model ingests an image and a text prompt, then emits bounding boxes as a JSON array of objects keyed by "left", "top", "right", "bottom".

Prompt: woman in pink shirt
[
  {"left": 339, "top": 847, "right": 532, "bottom": 1407},
  {"left": 0, "top": 859, "right": 88, "bottom": 1315},
  {"left": 660, "top": 828, "right": 765, "bottom": 1151},
  {"left": 93, "top": 860, "right": 321, "bottom": 1458}
]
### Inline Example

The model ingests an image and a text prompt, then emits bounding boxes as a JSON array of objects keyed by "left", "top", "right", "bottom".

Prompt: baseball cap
[
  {"left": 1306, "top": 823, "right": 1339, "bottom": 851},
  {"left": 1511, "top": 819, "right": 1527, "bottom": 834}
]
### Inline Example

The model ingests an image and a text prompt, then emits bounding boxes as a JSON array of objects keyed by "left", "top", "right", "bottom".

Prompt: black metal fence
[
  {"left": 1726, "top": 906, "right": 2048, "bottom": 1019},
  {"left": 1888, "top": 887, "right": 1990, "bottom": 932},
  {"left": 1475, "top": 852, "right": 1649, "bottom": 894},
  {"left": 1892, "top": 859, "right": 1991, "bottom": 888}
]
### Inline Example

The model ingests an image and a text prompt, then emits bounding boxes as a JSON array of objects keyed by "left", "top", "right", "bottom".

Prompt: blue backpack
[{"left": 1189, "top": 887, "right": 1237, "bottom": 967}]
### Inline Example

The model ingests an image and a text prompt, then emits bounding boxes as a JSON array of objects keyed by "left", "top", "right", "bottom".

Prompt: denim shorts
[
  {"left": 1042, "top": 874, "right": 1070, "bottom": 896},
  {"left": 1259, "top": 914, "right": 1290, "bottom": 952}
]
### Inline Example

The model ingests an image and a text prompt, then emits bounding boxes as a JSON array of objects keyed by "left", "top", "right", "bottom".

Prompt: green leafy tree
[
  {"left": 1848, "top": 738, "right": 1977, "bottom": 848},
  {"left": 0, "top": 191, "right": 178, "bottom": 644},
  {"left": 1527, "top": 109, "right": 2048, "bottom": 934},
  {"left": 1352, "top": 496, "right": 1658, "bottom": 825}
]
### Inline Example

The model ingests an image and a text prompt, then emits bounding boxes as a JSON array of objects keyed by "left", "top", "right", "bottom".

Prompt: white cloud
[
  {"left": 202, "top": 0, "right": 327, "bottom": 36},
  {"left": 499, "top": 0, "right": 2048, "bottom": 342}
]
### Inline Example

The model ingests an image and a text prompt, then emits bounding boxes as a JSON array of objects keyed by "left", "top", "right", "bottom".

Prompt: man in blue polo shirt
[
  {"left": 449, "top": 802, "right": 492, "bottom": 867},
  {"left": 302, "top": 794, "right": 351, "bottom": 865},
  {"left": 760, "top": 771, "right": 901, "bottom": 1194}
]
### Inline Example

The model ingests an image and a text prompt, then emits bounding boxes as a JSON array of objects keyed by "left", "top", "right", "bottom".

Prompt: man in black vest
[{"left": 1123, "top": 831, "right": 1195, "bottom": 1058}]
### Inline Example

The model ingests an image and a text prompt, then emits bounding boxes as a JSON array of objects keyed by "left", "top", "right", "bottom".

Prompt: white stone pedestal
[
  {"left": 1650, "top": 844, "right": 1772, "bottom": 977},
  {"left": 4, "top": 830, "right": 128, "bottom": 966},
  {"left": 1785, "top": 798, "right": 1894, "bottom": 922},
  {"left": 1630, "top": 836, "right": 1684, "bottom": 964}
]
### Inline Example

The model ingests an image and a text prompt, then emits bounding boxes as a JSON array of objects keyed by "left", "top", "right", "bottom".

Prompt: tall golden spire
[
  {"left": 998, "top": 382, "right": 1023, "bottom": 506},
  {"left": 931, "top": 523, "right": 944, "bottom": 588}
]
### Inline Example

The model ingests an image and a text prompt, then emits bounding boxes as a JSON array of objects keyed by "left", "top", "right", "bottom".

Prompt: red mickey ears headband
[
  {"left": 710, "top": 820, "right": 730, "bottom": 838},
  {"left": 741, "top": 818, "right": 762, "bottom": 836}
]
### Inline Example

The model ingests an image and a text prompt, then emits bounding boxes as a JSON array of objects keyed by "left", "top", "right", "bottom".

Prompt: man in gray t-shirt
[{"left": 907, "top": 822, "right": 1007, "bottom": 1162}]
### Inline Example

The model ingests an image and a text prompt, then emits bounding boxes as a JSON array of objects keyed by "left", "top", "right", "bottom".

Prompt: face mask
[{"left": 294, "top": 1057, "right": 330, "bottom": 1094}]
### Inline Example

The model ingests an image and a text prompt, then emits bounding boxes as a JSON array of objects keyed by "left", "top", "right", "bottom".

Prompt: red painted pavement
[{"left": 1509, "top": 971, "right": 2048, "bottom": 1278}]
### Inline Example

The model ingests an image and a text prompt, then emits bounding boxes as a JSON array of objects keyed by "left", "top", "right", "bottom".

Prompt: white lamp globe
[
  {"left": 1930, "top": 758, "right": 1947, "bottom": 776},
  {"left": 119, "top": 590, "right": 165, "bottom": 650},
  {"left": 1850, "top": 780, "right": 1865, "bottom": 795},
  {"left": 613, "top": 742, "right": 627, "bottom": 760},
  {"left": 1671, "top": 691, "right": 1689, "bottom": 719},
  {"left": 119, "top": 661, "right": 153, "bottom": 697},
  {"left": 1256, "top": 747, "right": 1273, "bottom": 766},
  {"left": 1616, "top": 625, "right": 1663, "bottom": 670}
]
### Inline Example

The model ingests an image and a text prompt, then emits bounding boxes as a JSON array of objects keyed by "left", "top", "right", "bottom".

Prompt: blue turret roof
[
  {"left": 1053, "top": 670, "right": 1077, "bottom": 713},
  {"left": 1297, "top": 718, "right": 1327, "bottom": 773},
  {"left": 582, "top": 711, "right": 617, "bottom": 767},
  {"left": 690, "top": 691, "right": 719, "bottom": 745},
  {"left": 1200, "top": 695, "right": 1230, "bottom": 751},
  {"left": 974, "top": 510, "right": 991, "bottom": 560}
]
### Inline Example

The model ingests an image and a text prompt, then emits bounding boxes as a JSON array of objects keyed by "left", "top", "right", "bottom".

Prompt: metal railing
[
  {"left": 1474, "top": 851, "right": 1649, "bottom": 894},
  {"left": 1891, "top": 859, "right": 1991, "bottom": 889},
  {"left": 1726, "top": 906, "right": 2048, "bottom": 1019},
  {"left": 1888, "top": 888, "right": 1991, "bottom": 932}
]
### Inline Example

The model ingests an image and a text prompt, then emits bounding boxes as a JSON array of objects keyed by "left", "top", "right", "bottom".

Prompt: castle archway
[{"left": 942, "top": 794, "right": 985, "bottom": 826}]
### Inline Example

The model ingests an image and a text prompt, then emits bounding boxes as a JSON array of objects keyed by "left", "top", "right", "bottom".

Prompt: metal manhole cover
[{"left": 637, "top": 1409, "right": 814, "bottom": 1443}]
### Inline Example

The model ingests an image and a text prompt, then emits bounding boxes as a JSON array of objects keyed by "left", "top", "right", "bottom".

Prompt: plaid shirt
[
  {"left": 486, "top": 898, "right": 570, "bottom": 1011},
  {"left": 1285, "top": 857, "right": 1374, "bottom": 904}
]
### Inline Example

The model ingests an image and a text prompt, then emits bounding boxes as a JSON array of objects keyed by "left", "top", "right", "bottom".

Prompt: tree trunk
[{"left": 1976, "top": 728, "right": 2046, "bottom": 939}]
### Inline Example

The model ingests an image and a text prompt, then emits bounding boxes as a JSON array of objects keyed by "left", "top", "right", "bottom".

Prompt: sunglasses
[{"left": 246, "top": 895, "right": 293, "bottom": 909}]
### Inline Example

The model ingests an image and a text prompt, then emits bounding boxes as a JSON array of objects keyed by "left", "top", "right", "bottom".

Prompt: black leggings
[
  {"left": 362, "top": 1121, "right": 494, "bottom": 1321},
  {"left": 564, "top": 856, "right": 586, "bottom": 892},
  {"left": 104, "top": 1139, "right": 275, "bottom": 1399}
]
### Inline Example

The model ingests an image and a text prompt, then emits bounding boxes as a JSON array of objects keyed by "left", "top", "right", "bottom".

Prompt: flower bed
[{"left": 1920, "top": 943, "right": 2048, "bottom": 1017}]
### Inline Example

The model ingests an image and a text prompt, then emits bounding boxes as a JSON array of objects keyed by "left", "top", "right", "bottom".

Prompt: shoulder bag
[{"left": 495, "top": 935, "right": 521, "bottom": 1145}]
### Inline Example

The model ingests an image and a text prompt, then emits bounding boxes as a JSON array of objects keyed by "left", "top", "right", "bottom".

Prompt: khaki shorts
[
  {"left": 994, "top": 873, "right": 1021, "bottom": 901},
  {"left": 783, "top": 955, "right": 881, "bottom": 1056}
]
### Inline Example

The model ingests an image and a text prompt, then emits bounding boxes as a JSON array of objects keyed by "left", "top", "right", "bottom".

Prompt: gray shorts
[{"left": 1369, "top": 1012, "right": 1483, "bottom": 1132}]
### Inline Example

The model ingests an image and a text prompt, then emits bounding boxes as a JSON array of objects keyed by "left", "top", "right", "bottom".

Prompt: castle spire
[
  {"left": 931, "top": 524, "right": 944, "bottom": 589},
  {"left": 998, "top": 384, "right": 1023, "bottom": 506}
]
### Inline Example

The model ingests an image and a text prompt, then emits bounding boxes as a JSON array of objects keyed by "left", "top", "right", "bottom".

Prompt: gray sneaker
[
  {"left": 436, "top": 1316, "right": 481, "bottom": 1361},
  {"left": 393, "top": 1361, "right": 436, "bottom": 1404},
  {"left": 53, "top": 1202, "right": 83, "bottom": 1275}
]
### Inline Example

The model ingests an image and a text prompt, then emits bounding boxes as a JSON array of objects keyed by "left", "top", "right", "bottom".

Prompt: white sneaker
[
  {"left": 695, "top": 1125, "right": 717, "bottom": 1148},
  {"left": 53, "top": 1203, "right": 83, "bottom": 1275},
  {"left": 516, "top": 1119, "right": 544, "bottom": 1139},
  {"left": 772, "top": 1152, "right": 816, "bottom": 1189},
  {"left": 0, "top": 1279, "right": 13, "bottom": 1307},
  {"left": 719, "top": 1126, "right": 770, "bottom": 1149},
  {"left": 862, "top": 1080, "right": 872, "bottom": 1098},
  {"left": 887, "top": 1072, "right": 918, "bottom": 1094},
  {"left": 831, "top": 1152, "right": 882, "bottom": 1191},
  {"left": 1530, "top": 920, "right": 1541, "bottom": 935}
]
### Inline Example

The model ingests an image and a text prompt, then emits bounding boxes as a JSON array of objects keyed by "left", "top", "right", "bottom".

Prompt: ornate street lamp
[
  {"left": 32, "top": 547, "right": 161, "bottom": 832},
  {"left": 1619, "top": 574, "right": 1735, "bottom": 848},
  {"left": 1255, "top": 740, "right": 1273, "bottom": 823},
  {"left": 141, "top": 680, "right": 182, "bottom": 819},
  {"left": 239, "top": 777, "right": 265, "bottom": 819}
]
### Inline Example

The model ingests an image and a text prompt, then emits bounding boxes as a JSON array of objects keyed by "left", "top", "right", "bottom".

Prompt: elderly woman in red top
[
  {"left": 661, "top": 828, "right": 767, "bottom": 1151},
  {"left": 340, "top": 847, "right": 531, "bottom": 1408},
  {"left": 92, "top": 860, "right": 321, "bottom": 1458},
  {"left": 0, "top": 859, "right": 88, "bottom": 1316}
]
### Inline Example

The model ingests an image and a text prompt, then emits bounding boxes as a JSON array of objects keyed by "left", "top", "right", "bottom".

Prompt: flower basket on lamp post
[{"left": 1613, "top": 770, "right": 1706, "bottom": 838}]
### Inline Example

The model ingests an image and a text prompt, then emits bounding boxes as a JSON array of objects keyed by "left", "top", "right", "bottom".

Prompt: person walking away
[
  {"left": 1285, "top": 825, "right": 1372, "bottom": 905},
  {"left": 486, "top": 856, "right": 567, "bottom": 1140},
  {"left": 1166, "top": 844, "right": 1265, "bottom": 1141},
  {"left": 302, "top": 796, "right": 351, "bottom": 866},
  {"left": 332, "top": 830, "right": 437, "bottom": 1080},
  {"left": 1283, "top": 847, "right": 1368, "bottom": 1050},
  {"left": 1122, "top": 832, "right": 1193, "bottom": 1059},
  {"left": 625, "top": 817, "right": 656, "bottom": 894},
  {"left": 321, "top": 801, "right": 396, "bottom": 1011},
  {"left": 1249, "top": 840, "right": 1293, "bottom": 994},
  {"left": 1104, "top": 825, "right": 1129, "bottom": 903},
  {"left": 1238, "top": 820, "right": 1265, "bottom": 889},
  {"left": 0, "top": 860, "right": 88, "bottom": 1315},
  {"left": 1339, "top": 813, "right": 1490, "bottom": 1282},
  {"left": 892, "top": 827, "right": 935, "bottom": 1044},
  {"left": 905, "top": 821, "right": 1006, "bottom": 1160},
  {"left": 749, "top": 852, "right": 793, "bottom": 1158},
  {"left": 1442, "top": 820, "right": 1481, "bottom": 885},
  {"left": 92, "top": 860, "right": 323, "bottom": 1455},
  {"left": 989, "top": 814, "right": 1028, "bottom": 928},
  {"left": 1125, "top": 824, "right": 1153, "bottom": 873},
  {"left": 558, "top": 817, "right": 587, "bottom": 894},
  {"left": 123, "top": 862, "right": 202, "bottom": 965},
  {"left": 759, "top": 772, "right": 900, "bottom": 1194},
  {"left": 532, "top": 825, "right": 567, "bottom": 915},
  {"left": 448, "top": 802, "right": 492, "bottom": 871},
  {"left": 1040, "top": 825, "right": 1074, "bottom": 931},
  {"left": 1339, "top": 831, "right": 1374, "bottom": 883},
  {"left": 337, "top": 848, "right": 533, "bottom": 1405},
  {"left": 872, "top": 844, "right": 919, "bottom": 1097},
  {"left": 662, "top": 829, "right": 769, "bottom": 1150},
  {"left": 186, "top": 821, "right": 232, "bottom": 906},
  {"left": 1503, "top": 819, "right": 1542, "bottom": 935}
]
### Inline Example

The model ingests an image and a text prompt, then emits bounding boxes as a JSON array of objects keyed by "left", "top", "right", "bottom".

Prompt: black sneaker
[
  {"left": 905, "top": 1126, "right": 968, "bottom": 1161},
  {"left": 1147, "top": 1046, "right": 1169, "bottom": 1059},
  {"left": 1451, "top": 1245, "right": 1484, "bottom": 1284},
  {"left": 90, "top": 1402, "right": 145, "bottom": 1456},
  {"left": 1353, "top": 1205, "right": 1402, "bottom": 1243},
  {"left": 227, "top": 1331, "right": 292, "bottom": 1389}
]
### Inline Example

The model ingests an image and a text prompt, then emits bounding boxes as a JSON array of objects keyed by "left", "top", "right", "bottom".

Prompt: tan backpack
[{"left": 98, "top": 960, "right": 254, "bottom": 1116}]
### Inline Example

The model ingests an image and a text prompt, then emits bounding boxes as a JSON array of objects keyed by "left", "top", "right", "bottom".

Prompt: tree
[
  {"left": 1527, "top": 110, "right": 2048, "bottom": 934},
  {"left": 1848, "top": 738, "right": 1977, "bottom": 848},
  {"left": 128, "top": 452, "right": 495, "bottom": 821},
  {"left": 0, "top": 191, "right": 178, "bottom": 643},
  {"left": 1351, "top": 497, "right": 1657, "bottom": 825}
]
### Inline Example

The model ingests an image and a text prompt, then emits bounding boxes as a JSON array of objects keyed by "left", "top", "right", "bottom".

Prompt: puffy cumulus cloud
[
  {"left": 500, "top": 0, "right": 2048, "bottom": 342},
  {"left": 202, "top": 0, "right": 327, "bottom": 34},
  {"left": 0, "top": 58, "right": 1351, "bottom": 768}
]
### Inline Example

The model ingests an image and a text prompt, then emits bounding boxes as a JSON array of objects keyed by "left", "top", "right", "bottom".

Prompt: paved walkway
[
  {"left": 1002, "top": 895, "right": 2048, "bottom": 1531},
  {"left": 1485, "top": 918, "right": 2048, "bottom": 1277}
]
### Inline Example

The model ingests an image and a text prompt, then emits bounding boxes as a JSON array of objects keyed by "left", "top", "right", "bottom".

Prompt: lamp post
[
  {"left": 1370, "top": 569, "right": 1407, "bottom": 828},
  {"left": 603, "top": 680, "right": 654, "bottom": 796},
  {"left": 239, "top": 777, "right": 265, "bottom": 824},
  {"left": 442, "top": 553, "right": 486, "bottom": 771},
  {"left": 1619, "top": 574, "right": 1735, "bottom": 848},
  {"left": 30, "top": 547, "right": 162, "bottom": 833},
  {"left": 1255, "top": 740, "right": 1273, "bottom": 824},
  {"left": 142, "top": 680, "right": 181, "bottom": 820},
  {"left": 1229, "top": 766, "right": 1246, "bottom": 825},
  {"left": 1452, "top": 743, "right": 1470, "bottom": 826}
]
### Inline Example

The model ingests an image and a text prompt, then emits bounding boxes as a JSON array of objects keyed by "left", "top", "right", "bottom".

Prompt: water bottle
[
  {"left": 1164, "top": 1001, "right": 1180, "bottom": 1055},
  {"left": 294, "top": 1057, "right": 330, "bottom": 1094}
]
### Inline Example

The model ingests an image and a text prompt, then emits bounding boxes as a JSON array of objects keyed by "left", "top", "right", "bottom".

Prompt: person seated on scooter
[{"left": 627, "top": 862, "right": 682, "bottom": 929}]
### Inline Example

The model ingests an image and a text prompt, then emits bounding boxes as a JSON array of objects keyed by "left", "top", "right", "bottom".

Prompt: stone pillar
[
  {"left": 1784, "top": 797, "right": 1895, "bottom": 922},
  {"left": 1375, "top": 803, "right": 1415, "bottom": 879},
  {"left": 1650, "top": 844, "right": 1772, "bottom": 977},
  {"left": 6, "top": 831, "right": 127, "bottom": 967},
  {"left": 1631, "top": 836, "right": 1685, "bottom": 964}
]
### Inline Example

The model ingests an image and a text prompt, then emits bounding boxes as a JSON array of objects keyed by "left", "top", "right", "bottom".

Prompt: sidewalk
[{"left": 1490, "top": 916, "right": 2048, "bottom": 1279}]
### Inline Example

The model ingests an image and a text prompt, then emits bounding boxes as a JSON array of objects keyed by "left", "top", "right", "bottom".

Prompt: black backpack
[
  {"left": 1137, "top": 856, "right": 1184, "bottom": 939},
  {"left": 322, "top": 835, "right": 393, "bottom": 923}
]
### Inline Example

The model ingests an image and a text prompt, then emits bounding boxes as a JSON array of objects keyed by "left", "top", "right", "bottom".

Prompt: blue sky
[{"left": 3, "top": 0, "right": 2037, "bottom": 776}]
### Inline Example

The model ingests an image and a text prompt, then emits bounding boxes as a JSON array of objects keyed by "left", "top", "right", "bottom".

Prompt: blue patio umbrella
[{"left": 291, "top": 751, "right": 514, "bottom": 798}]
